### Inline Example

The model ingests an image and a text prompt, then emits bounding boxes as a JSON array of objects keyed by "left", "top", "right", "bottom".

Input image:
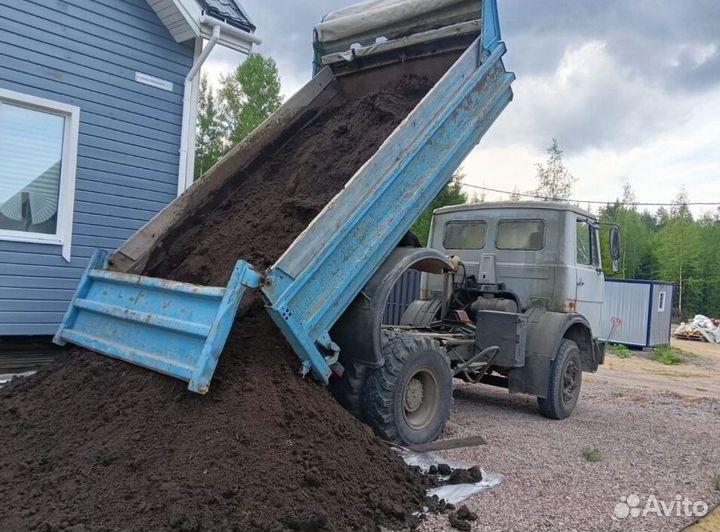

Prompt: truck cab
[
  {"left": 427, "top": 201, "right": 606, "bottom": 335},
  {"left": 331, "top": 201, "right": 621, "bottom": 445}
]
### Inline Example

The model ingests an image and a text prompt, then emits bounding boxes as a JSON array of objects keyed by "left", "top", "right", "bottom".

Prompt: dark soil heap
[
  {"left": 150, "top": 75, "right": 433, "bottom": 286},
  {"left": 0, "top": 76, "right": 435, "bottom": 532}
]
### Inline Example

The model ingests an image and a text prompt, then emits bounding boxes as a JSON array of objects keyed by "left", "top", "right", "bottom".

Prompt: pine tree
[
  {"left": 655, "top": 190, "right": 700, "bottom": 318},
  {"left": 535, "top": 138, "right": 576, "bottom": 201}
]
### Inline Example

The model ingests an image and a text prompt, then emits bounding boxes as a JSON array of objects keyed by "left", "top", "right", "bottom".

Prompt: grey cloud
[
  {"left": 499, "top": 0, "right": 720, "bottom": 93},
  {"left": 236, "top": 1, "right": 720, "bottom": 154}
]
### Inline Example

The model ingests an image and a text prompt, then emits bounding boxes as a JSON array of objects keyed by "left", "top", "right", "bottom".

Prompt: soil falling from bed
[
  {"left": 150, "top": 74, "right": 433, "bottom": 286},
  {"left": 0, "top": 75, "right": 435, "bottom": 532}
]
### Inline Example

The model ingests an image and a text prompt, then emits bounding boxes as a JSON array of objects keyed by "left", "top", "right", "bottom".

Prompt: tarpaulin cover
[{"left": 315, "top": 0, "right": 479, "bottom": 46}]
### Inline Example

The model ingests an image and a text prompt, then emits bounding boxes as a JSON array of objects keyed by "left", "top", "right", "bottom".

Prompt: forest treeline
[{"left": 599, "top": 191, "right": 719, "bottom": 320}]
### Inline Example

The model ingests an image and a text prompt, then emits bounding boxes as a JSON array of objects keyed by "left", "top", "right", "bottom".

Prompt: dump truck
[
  {"left": 346, "top": 201, "right": 622, "bottom": 443},
  {"left": 55, "top": 0, "right": 521, "bottom": 445}
]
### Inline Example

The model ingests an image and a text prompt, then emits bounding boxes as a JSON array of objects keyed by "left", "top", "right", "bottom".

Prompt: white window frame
[
  {"left": 0, "top": 88, "right": 80, "bottom": 262},
  {"left": 658, "top": 290, "right": 667, "bottom": 312}
]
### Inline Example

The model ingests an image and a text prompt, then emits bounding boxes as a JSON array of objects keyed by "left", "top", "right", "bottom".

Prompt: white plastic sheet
[
  {"left": 400, "top": 450, "right": 502, "bottom": 505},
  {"left": 0, "top": 371, "right": 35, "bottom": 388}
]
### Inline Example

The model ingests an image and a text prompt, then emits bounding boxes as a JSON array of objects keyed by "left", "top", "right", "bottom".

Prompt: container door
[{"left": 575, "top": 218, "right": 604, "bottom": 335}]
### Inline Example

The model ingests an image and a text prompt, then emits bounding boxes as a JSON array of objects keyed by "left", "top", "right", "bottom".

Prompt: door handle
[{"left": 577, "top": 279, "right": 585, "bottom": 286}]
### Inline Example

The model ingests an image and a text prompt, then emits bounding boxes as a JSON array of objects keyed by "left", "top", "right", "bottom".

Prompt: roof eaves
[{"left": 197, "top": 0, "right": 256, "bottom": 33}]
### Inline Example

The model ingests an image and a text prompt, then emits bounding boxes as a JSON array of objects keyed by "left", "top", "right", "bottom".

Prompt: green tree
[
  {"left": 599, "top": 202, "right": 655, "bottom": 279},
  {"left": 655, "top": 190, "right": 701, "bottom": 318},
  {"left": 194, "top": 75, "right": 224, "bottom": 178},
  {"left": 220, "top": 54, "right": 282, "bottom": 146},
  {"left": 411, "top": 174, "right": 469, "bottom": 245},
  {"left": 535, "top": 138, "right": 576, "bottom": 201}
]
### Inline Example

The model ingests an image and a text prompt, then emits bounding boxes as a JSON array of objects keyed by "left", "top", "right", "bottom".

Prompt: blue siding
[{"left": 0, "top": 0, "right": 194, "bottom": 335}]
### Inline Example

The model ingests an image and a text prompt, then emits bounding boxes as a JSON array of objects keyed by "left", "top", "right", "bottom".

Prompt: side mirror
[{"left": 609, "top": 225, "right": 621, "bottom": 273}]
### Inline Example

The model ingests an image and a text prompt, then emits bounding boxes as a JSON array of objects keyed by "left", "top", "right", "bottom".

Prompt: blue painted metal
[
  {"left": 54, "top": 250, "right": 261, "bottom": 393},
  {"left": 55, "top": 0, "right": 514, "bottom": 392},
  {"left": 260, "top": 15, "right": 514, "bottom": 384}
]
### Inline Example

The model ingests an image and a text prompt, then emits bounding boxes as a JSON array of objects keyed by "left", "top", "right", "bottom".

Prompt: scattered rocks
[
  {"left": 448, "top": 466, "right": 483, "bottom": 485},
  {"left": 449, "top": 505, "right": 478, "bottom": 531},
  {"left": 437, "top": 463, "right": 453, "bottom": 476}
]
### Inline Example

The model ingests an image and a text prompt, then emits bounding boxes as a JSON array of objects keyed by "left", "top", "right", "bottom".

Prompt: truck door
[{"left": 575, "top": 218, "right": 604, "bottom": 334}]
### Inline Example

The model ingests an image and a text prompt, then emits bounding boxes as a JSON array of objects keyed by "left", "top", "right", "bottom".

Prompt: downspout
[{"left": 177, "top": 24, "right": 221, "bottom": 196}]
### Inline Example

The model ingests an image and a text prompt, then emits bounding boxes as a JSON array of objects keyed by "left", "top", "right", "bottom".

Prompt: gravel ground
[{"left": 419, "top": 380, "right": 720, "bottom": 532}]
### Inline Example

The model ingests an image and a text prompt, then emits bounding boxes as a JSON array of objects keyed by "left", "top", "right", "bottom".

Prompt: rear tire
[
  {"left": 363, "top": 331, "right": 452, "bottom": 445},
  {"left": 537, "top": 339, "right": 582, "bottom": 419}
]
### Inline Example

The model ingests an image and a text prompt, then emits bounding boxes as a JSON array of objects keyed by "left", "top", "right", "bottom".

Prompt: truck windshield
[
  {"left": 496, "top": 220, "right": 544, "bottom": 250},
  {"left": 443, "top": 221, "right": 487, "bottom": 249}
]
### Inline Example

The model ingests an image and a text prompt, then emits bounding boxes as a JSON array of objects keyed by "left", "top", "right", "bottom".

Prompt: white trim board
[{"left": 0, "top": 88, "right": 80, "bottom": 262}]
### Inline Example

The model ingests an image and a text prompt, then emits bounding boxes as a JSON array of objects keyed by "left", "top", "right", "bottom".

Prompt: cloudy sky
[{"left": 205, "top": 0, "right": 720, "bottom": 216}]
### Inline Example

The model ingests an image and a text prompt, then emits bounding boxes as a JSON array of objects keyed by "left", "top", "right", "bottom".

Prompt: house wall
[{"left": 0, "top": 0, "right": 194, "bottom": 335}]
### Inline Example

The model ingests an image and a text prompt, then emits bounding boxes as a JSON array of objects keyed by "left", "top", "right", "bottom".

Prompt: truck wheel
[
  {"left": 329, "top": 362, "right": 368, "bottom": 419},
  {"left": 363, "top": 332, "right": 452, "bottom": 445},
  {"left": 537, "top": 339, "right": 582, "bottom": 419}
]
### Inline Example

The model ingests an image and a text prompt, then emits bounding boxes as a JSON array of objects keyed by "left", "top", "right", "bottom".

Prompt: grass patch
[
  {"left": 649, "top": 344, "right": 685, "bottom": 365},
  {"left": 609, "top": 344, "right": 633, "bottom": 359},
  {"left": 582, "top": 448, "right": 602, "bottom": 462},
  {"left": 713, "top": 472, "right": 720, "bottom": 491}
]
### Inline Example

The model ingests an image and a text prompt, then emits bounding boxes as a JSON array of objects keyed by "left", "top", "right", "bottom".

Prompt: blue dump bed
[{"left": 54, "top": 0, "right": 514, "bottom": 392}]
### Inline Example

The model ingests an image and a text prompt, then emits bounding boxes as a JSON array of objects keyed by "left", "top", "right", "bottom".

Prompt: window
[
  {"left": 0, "top": 89, "right": 79, "bottom": 261},
  {"left": 496, "top": 220, "right": 544, "bottom": 250},
  {"left": 576, "top": 219, "right": 600, "bottom": 267},
  {"left": 658, "top": 290, "right": 666, "bottom": 312},
  {"left": 443, "top": 221, "right": 487, "bottom": 249}
]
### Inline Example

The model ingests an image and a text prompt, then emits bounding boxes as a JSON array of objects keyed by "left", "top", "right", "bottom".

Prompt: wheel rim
[
  {"left": 561, "top": 359, "right": 579, "bottom": 405},
  {"left": 402, "top": 367, "right": 439, "bottom": 430}
]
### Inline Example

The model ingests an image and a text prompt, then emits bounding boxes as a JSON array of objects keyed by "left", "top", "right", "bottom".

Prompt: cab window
[
  {"left": 443, "top": 221, "right": 487, "bottom": 249},
  {"left": 496, "top": 220, "right": 544, "bottom": 250},
  {"left": 576, "top": 219, "right": 599, "bottom": 267}
]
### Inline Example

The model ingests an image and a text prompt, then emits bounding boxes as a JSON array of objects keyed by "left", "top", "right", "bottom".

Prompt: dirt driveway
[
  {"left": 591, "top": 339, "right": 720, "bottom": 398},
  {"left": 419, "top": 341, "right": 720, "bottom": 532}
]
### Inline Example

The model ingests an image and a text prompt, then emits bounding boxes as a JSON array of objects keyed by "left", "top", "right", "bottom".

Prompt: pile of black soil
[
  {"left": 0, "top": 75, "right": 438, "bottom": 532},
  {"left": 150, "top": 75, "right": 433, "bottom": 286}
]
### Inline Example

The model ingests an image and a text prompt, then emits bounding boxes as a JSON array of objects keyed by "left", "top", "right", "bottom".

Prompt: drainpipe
[{"left": 177, "top": 24, "right": 221, "bottom": 196}]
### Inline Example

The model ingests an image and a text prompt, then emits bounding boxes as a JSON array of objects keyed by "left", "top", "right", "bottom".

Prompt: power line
[{"left": 459, "top": 183, "right": 720, "bottom": 207}]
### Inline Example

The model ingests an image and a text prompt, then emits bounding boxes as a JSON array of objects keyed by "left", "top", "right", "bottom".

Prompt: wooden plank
[
  {"left": 0, "top": 33, "right": 185, "bottom": 104},
  {"left": 0, "top": 323, "right": 58, "bottom": 336},
  {"left": 76, "top": 180, "right": 174, "bottom": 205},
  {"left": 405, "top": 435, "right": 487, "bottom": 453},
  {"left": 11, "top": 0, "right": 193, "bottom": 63},
  {"left": 0, "top": 56, "right": 182, "bottom": 124},
  {"left": 0, "top": 77, "right": 182, "bottom": 137},
  {"left": 0, "top": 276, "right": 83, "bottom": 290},
  {"left": 0, "top": 13, "right": 190, "bottom": 82},
  {"left": 77, "top": 168, "right": 176, "bottom": 195}
]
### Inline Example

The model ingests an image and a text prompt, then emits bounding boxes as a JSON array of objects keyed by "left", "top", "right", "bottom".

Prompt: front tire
[
  {"left": 363, "top": 331, "right": 452, "bottom": 445},
  {"left": 538, "top": 339, "right": 582, "bottom": 419}
]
